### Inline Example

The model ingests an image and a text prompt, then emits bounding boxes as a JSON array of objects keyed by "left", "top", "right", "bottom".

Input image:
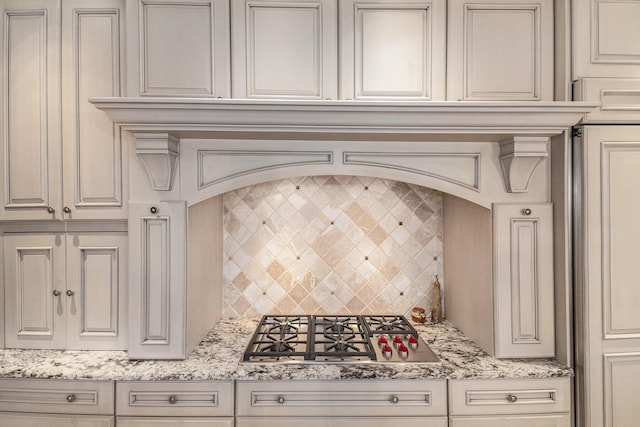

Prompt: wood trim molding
[
  {"left": 499, "top": 136, "right": 549, "bottom": 193},
  {"left": 134, "top": 133, "right": 179, "bottom": 191}
]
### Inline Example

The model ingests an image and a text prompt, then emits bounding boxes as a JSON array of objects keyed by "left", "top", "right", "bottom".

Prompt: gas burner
[
  {"left": 362, "top": 315, "right": 419, "bottom": 337},
  {"left": 312, "top": 316, "right": 376, "bottom": 361},
  {"left": 258, "top": 335, "right": 298, "bottom": 353}
]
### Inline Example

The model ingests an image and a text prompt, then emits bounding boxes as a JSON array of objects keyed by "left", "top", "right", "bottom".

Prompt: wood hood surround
[{"left": 91, "top": 97, "right": 595, "bottom": 360}]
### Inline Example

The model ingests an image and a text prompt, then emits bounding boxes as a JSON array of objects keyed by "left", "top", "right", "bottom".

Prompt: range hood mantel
[{"left": 90, "top": 97, "right": 595, "bottom": 139}]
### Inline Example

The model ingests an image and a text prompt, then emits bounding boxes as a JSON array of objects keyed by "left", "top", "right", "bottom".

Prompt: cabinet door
[
  {"left": 61, "top": 0, "right": 127, "bottom": 220},
  {"left": 117, "top": 418, "right": 233, "bottom": 427},
  {"left": 339, "top": 0, "right": 445, "bottom": 100},
  {"left": 0, "top": 0, "right": 62, "bottom": 220},
  {"left": 236, "top": 418, "right": 447, "bottom": 427},
  {"left": 574, "top": 126, "right": 640, "bottom": 427},
  {"left": 231, "top": 0, "right": 338, "bottom": 99},
  {"left": 129, "top": 201, "right": 187, "bottom": 359},
  {"left": 126, "top": 0, "right": 230, "bottom": 97},
  {"left": 3, "top": 234, "right": 66, "bottom": 349},
  {"left": 493, "top": 203, "right": 554, "bottom": 358},
  {"left": 449, "top": 414, "right": 570, "bottom": 427},
  {"left": 447, "top": 0, "right": 553, "bottom": 100},
  {"left": 0, "top": 413, "right": 113, "bottom": 427},
  {"left": 65, "top": 233, "right": 128, "bottom": 350}
]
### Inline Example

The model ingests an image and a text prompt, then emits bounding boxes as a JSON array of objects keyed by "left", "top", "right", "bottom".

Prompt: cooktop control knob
[
  {"left": 382, "top": 344, "right": 393, "bottom": 358},
  {"left": 398, "top": 343, "right": 409, "bottom": 358},
  {"left": 408, "top": 335, "right": 418, "bottom": 349},
  {"left": 393, "top": 336, "right": 403, "bottom": 346},
  {"left": 377, "top": 336, "right": 388, "bottom": 345}
]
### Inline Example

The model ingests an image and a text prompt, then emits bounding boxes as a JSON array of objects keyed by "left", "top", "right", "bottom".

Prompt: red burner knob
[
  {"left": 408, "top": 336, "right": 418, "bottom": 349},
  {"left": 393, "top": 336, "right": 403, "bottom": 346},
  {"left": 382, "top": 344, "right": 393, "bottom": 358},
  {"left": 398, "top": 343, "right": 409, "bottom": 357},
  {"left": 377, "top": 336, "right": 388, "bottom": 345}
]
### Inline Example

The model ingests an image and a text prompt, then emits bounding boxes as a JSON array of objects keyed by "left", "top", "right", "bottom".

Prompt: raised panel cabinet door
[
  {"left": 339, "top": 0, "right": 446, "bottom": 100},
  {"left": 128, "top": 201, "right": 187, "bottom": 359},
  {"left": 231, "top": 0, "right": 338, "bottom": 99},
  {"left": 493, "top": 203, "right": 554, "bottom": 358},
  {"left": 126, "top": 0, "right": 230, "bottom": 97},
  {"left": 574, "top": 126, "right": 640, "bottom": 427},
  {"left": 65, "top": 233, "right": 128, "bottom": 350},
  {"left": 572, "top": 0, "right": 640, "bottom": 79},
  {"left": 3, "top": 233, "right": 66, "bottom": 349},
  {"left": 116, "top": 418, "right": 233, "bottom": 427},
  {"left": 447, "top": 0, "right": 553, "bottom": 100},
  {"left": 0, "top": 0, "right": 62, "bottom": 220},
  {"left": 449, "top": 414, "right": 570, "bottom": 427},
  {"left": 0, "top": 413, "right": 113, "bottom": 427},
  {"left": 236, "top": 418, "right": 447, "bottom": 427},
  {"left": 61, "top": 0, "right": 127, "bottom": 220}
]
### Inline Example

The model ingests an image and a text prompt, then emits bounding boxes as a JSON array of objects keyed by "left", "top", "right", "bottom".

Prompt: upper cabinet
[
  {"left": 231, "top": 0, "right": 338, "bottom": 99},
  {"left": 0, "top": 0, "right": 127, "bottom": 221},
  {"left": 447, "top": 0, "right": 554, "bottom": 101},
  {"left": 126, "top": 0, "right": 230, "bottom": 97}
]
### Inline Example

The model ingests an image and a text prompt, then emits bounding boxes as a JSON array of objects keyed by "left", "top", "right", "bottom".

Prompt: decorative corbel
[
  {"left": 499, "top": 136, "right": 549, "bottom": 193},
  {"left": 135, "top": 133, "right": 179, "bottom": 191}
]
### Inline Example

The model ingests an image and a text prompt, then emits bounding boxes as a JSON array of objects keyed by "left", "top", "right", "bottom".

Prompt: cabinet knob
[
  {"left": 522, "top": 208, "right": 532, "bottom": 216},
  {"left": 52, "top": 290, "right": 61, "bottom": 297},
  {"left": 507, "top": 394, "right": 518, "bottom": 403},
  {"left": 168, "top": 395, "right": 177, "bottom": 404},
  {"left": 66, "top": 394, "right": 76, "bottom": 403},
  {"left": 150, "top": 206, "right": 158, "bottom": 214},
  {"left": 390, "top": 395, "right": 400, "bottom": 404},
  {"left": 47, "top": 206, "right": 55, "bottom": 214},
  {"left": 63, "top": 206, "right": 71, "bottom": 214},
  {"left": 66, "top": 290, "right": 74, "bottom": 297},
  {"left": 276, "top": 396, "right": 285, "bottom": 404}
]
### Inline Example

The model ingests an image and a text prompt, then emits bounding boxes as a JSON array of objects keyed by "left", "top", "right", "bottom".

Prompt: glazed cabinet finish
[
  {"left": 125, "top": 0, "right": 230, "bottom": 98},
  {"left": 574, "top": 125, "right": 640, "bottom": 427},
  {"left": 238, "top": 418, "right": 446, "bottom": 427},
  {"left": 0, "top": 0, "right": 127, "bottom": 221},
  {"left": 3, "top": 232, "right": 128, "bottom": 350}
]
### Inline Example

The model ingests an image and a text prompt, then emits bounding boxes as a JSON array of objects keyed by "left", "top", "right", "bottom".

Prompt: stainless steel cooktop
[{"left": 242, "top": 314, "right": 440, "bottom": 364}]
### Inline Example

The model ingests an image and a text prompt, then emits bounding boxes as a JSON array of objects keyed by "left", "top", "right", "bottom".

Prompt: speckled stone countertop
[{"left": 0, "top": 318, "right": 572, "bottom": 382}]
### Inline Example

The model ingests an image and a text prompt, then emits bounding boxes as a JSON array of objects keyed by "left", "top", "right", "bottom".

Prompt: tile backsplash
[{"left": 222, "top": 176, "right": 443, "bottom": 318}]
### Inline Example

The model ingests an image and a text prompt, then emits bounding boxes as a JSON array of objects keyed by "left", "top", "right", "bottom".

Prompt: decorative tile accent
[{"left": 223, "top": 176, "right": 444, "bottom": 317}]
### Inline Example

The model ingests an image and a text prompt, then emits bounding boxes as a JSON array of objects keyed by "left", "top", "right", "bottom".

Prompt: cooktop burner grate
[
  {"left": 362, "top": 315, "right": 419, "bottom": 337},
  {"left": 311, "top": 316, "right": 376, "bottom": 361}
]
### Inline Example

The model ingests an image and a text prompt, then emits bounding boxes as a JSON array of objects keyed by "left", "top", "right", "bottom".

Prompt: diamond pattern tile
[{"left": 222, "top": 176, "right": 443, "bottom": 317}]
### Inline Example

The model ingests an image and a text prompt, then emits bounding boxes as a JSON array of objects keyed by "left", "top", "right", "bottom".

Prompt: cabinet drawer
[
  {"left": 236, "top": 380, "right": 447, "bottom": 417},
  {"left": 0, "top": 379, "right": 114, "bottom": 415},
  {"left": 449, "top": 378, "right": 570, "bottom": 416},
  {"left": 115, "top": 381, "right": 233, "bottom": 417},
  {"left": 449, "top": 413, "right": 570, "bottom": 427},
  {"left": 116, "top": 417, "right": 233, "bottom": 427}
]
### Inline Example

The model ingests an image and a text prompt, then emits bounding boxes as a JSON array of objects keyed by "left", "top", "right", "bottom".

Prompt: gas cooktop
[{"left": 242, "top": 314, "right": 440, "bottom": 364}]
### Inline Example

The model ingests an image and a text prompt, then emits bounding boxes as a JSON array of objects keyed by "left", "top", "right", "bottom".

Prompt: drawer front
[
  {"left": 116, "top": 381, "right": 233, "bottom": 417},
  {"left": 116, "top": 417, "right": 233, "bottom": 427},
  {"left": 449, "top": 413, "right": 570, "bottom": 427},
  {"left": 0, "top": 412, "right": 114, "bottom": 427},
  {"left": 236, "top": 380, "right": 447, "bottom": 417},
  {"left": 237, "top": 416, "right": 448, "bottom": 427},
  {"left": 449, "top": 378, "right": 571, "bottom": 416},
  {"left": 0, "top": 379, "right": 114, "bottom": 415}
]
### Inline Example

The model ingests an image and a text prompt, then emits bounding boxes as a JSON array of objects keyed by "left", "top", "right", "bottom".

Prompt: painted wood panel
[
  {"left": 603, "top": 353, "right": 640, "bottom": 427},
  {"left": 62, "top": 0, "right": 126, "bottom": 219},
  {"left": 0, "top": 413, "right": 114, "bottom": 427},
  {"left": 448, "top": 0, "right": 553, "bottom": 100},
  {"left": 232, "top": 0, "right": 337, "bottom": 99},
  {"left": 340, "top": 0, "right": 445, "bottom": 100},
  {"left": 1, "top": 1, "right": 61, "bottom": 220},
  {"left": 117, "top": 418, "right": 232, "bottom": 427}
]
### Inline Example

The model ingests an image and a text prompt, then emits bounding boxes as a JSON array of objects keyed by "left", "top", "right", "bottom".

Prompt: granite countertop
[{"left": 0, "top": 318, "right": 573, "bottom": 382}]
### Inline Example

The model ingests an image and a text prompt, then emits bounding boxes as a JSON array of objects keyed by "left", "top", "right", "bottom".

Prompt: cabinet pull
[
  {"left": 521, "top": 208, "right": 532, "bottom": 216},
  {"left": 168, "top": 395, "right": 177, "bottom": 404},
  {"left": 507, "top": 394, "right": 518, "bottom": 403},
  {"left": 276, "top": 396, "right": 285, "bottom": 404},
  {"left": 66, "top": 290, "right": 74, "bottom": 296},
  {"left": 150, "top": 206, "right": 158, "bottom": 214},
  {"left": 52, "top": 290, "right": 61, "bottom": 297},
  {"left": 63, "top": 206, "right": 71, "bottom": 213},
  {"left": 66, "top": 394, "right": 77, "bottom": 403},
  {"left": 390, "top": 395, "right": 400, "bottom": 404},
  {"left": 47, "top": 206, "right": 55, "bottom": 214}
]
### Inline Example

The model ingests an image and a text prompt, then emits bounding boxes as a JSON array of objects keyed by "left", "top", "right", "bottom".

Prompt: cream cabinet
[
  {"left": 115, "top": 381, "right": 234, "bottom": 426},
  {"left": 448, "top": 378, "right": 571, "bottom": 427},
  {"left": 339, "top": 0, "right": 445, "bottom": 100},
  {"left": 0, "top": 378, "right": 114, "bottom": 427},
  {"left": 447, "top": 0, "right": 554, "bottom": 101},
  {"left": 231, "top": 0, "right": 338, "bottom": 99},
  {"left": 0, "top": 0, "right": 127, "bottom": 221},
  {"left": 3, "top": 232, "right": 128, "bottom": 350},
  {"left": 574, "top": 125, "right": 640, "bottom": 427}
]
